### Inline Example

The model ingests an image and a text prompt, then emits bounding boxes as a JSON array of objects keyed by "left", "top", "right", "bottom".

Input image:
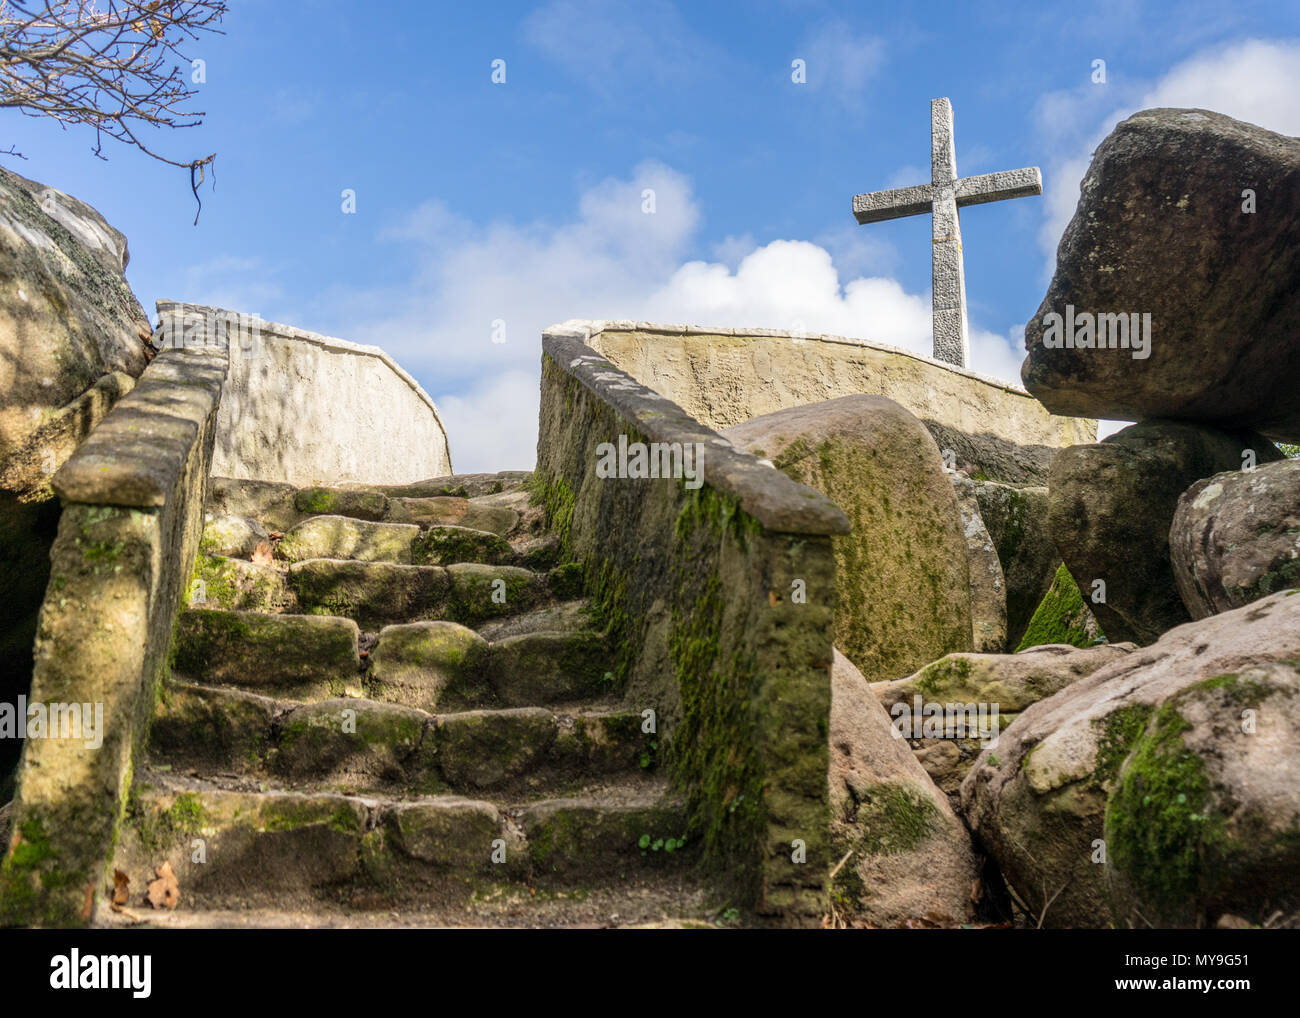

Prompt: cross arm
[
  {"left": 954, "top": 167, "right": 1042, "bottom": 208},
  {"left": 852, "top": 183, "right": 933, "bottom": 224}
]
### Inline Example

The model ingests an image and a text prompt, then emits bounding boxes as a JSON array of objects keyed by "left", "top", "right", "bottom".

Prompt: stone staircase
[{"left": 108, "top": 471, "right": 714, "bottom": 927}]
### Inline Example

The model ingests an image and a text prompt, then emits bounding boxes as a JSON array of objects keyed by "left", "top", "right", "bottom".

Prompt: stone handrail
[
  {"left": 0, "top": 347, "right": 227, "bottom": 927},
  {"left": 537, "top": 325, "right": 848, "bottom": 925}
]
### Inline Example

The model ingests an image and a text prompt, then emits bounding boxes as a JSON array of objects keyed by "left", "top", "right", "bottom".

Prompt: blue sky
[{"left": 5, "top": 1, "right": 1300, "bottom": 470}]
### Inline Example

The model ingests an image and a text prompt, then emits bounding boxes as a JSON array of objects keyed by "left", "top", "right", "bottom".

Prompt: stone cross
[{"left": 852, "top": 98, "right": 1041, "bottom": 367}]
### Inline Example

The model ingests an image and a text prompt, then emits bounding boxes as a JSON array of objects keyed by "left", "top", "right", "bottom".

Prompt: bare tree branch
[{"left": 1, "top": 0, "right": 227, "bottom": 221}]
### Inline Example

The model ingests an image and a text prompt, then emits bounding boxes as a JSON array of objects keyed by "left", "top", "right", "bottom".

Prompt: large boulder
[
  {"left": 724, "top": 395, "right": 972, "bottom": 683},
  {"left": 0, "top": 169, "right": 151, "bottom": 779},
  {"left": 1022, "top": 108, "right": 1300, "bottom": 443},
  {"left": 951, "top": 476, "right": 1007, "bottom": 653},
  {"left": 1048, "top": 420, "right": 1280, "bottom": 644},
  {"left": 1171, "top": 458, "right": 1300, "bottom": 618},
  {"left": 957, "top": 476, "right": 1059, "bottom": 650},
  {"left": 960, "top": 589, "right": 1300, "bottom": 928},
  {"left": 828, "top": 649, "right": 979, "bottom": 926},
  {"left": 872, "top": 641, "right": 1133, "bottom": 797}
]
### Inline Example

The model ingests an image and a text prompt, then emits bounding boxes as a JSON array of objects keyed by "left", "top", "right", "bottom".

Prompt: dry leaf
[
  {"left": 146, "top": 860, "right": 180, "bottom": 910},
  {"left": 251, "top": 542, "right": 273, "bottom": 566},
  {"left": 112, "top": 868, "right": 130, "bottom": 906}
]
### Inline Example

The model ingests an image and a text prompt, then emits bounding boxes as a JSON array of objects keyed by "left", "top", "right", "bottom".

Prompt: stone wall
[
  {"left": 576, "top": 320, "right": 1095, "bottom": 484},
  {"left": 536, "top": 324, "right": 850, "bottom": 924},
  {"left": 0, "top": 347, "right": 226, "bottom": 927},
  {"left": 156, "top": 301, "right": 452, "bottom": 486}
]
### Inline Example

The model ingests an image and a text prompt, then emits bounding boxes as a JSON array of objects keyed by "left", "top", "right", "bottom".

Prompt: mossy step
[
  {"left": 275, "top": 515, "right": 420, "bottom": 564},
  {"left": 284, "top": 559, "right": 581, "bottom": 628},
  {"left": 412, "top": 526, "right": 514, "bottom": 566},
  {"left": 151, "top": 680, "right": 654, "bottom": 795},
  {"left": 369, "top": 623, "right": 615, "bottom": 711},
  {"left": 174, "top": 609, "right": 361, "bottom": 700},
  {"left": 114, "top": 775, "right": 687, "bottom": 910},
  {"left": 341, "top": 471, "right": 533, "bottom": 500},
  {"left": 192, "top": 553, "right": 293, "bottom": 613}
]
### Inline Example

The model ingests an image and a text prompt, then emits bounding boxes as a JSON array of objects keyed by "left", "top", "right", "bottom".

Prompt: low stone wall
[
  {"left": 0, "top": 348, "right": 226, "bottom": 926},
  {"left": 536, "top": 324, "right": 850, "bottom": 924},
  {"left": 575, "top": 320, "right": 1095, "bottom": 483},
  {"left": 156, "top": 301, "right": 452, "bottom": 486}
]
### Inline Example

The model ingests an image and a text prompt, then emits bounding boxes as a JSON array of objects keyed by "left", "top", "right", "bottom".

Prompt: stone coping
[
  {"left": 154, "top": 299, "right": 449, "bottom": 437},
  {"left": 542, "top": 327, "right": 850, "bottom": 536},
  {"left": 52, "top": 348, "right": 228, "bottom": 507},
  {"left": 550, "top": 318, "right": 1035, "bottom": 399}
]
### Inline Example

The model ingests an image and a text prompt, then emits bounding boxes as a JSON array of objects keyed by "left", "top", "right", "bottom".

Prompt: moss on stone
[
  {"left": 1104, "top": 702, "right": 1224, "bottom": 917},
  {"left": 1092, "top": 704, "right": 1154, "bottom": 786},
  {"left": 849, "top": 782, "right": 940, "bottom": 856},
  {"left": 1015, "top": 563, "right": 1105, "bottom": 650}
]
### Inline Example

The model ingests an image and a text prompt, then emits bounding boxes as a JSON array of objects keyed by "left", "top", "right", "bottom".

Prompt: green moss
[
  {"left": 1104, "top": 702, "right": 1225, "bottom": 915},
  {"left": 296, "top": 488, "right": 340, "bottom": 515},
  {"left": 915, "top": 655, "right": 973, "bottom": 696},
  {"left": 1092, "top": 704, "right": 1154, "bottom": 786},
  {"left": 849, "top": 782, "right": 940, "bottom": 856},
  {"left": 1015, "top": 563, "right": 1104, "bottom": 651}
]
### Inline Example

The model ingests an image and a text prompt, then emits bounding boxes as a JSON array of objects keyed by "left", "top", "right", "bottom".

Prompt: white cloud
[
  {"left": 1036, "top": 38, "right": 1300, "bottom": 264},
  {"left": 796, "top": 19, "right": 887, "bottom": 111}
]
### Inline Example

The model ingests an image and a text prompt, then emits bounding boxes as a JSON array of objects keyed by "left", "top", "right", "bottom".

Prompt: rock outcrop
[
  {"left": 961, "top": 589, "right": 1300, "bottom": 928},
  {"left": 1170, "top": 458, "right": 1300, "bottom": 618},
  {"left": 1022, "top": 108, "right": 1300, "bottom": 443},
  {"left": 724, "top": 395, "right": 972, "bottom": 682},
  {"left": 829, "top": 650, "right": 979, "bottom": 926},
  {"left": 1047, "top": 420, "right": 1280, "bottom": 644}
]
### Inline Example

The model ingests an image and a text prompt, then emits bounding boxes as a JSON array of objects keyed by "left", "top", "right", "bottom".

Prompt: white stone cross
[{"left": 852, "top": 98, "right": 1041, "bottom": 367}]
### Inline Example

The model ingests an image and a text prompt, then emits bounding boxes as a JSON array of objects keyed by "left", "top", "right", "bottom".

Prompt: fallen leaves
[
  {"left": 251, "top": 541, "right": 273, "bottom": 566},
  {"left": 146, "top": 860, "right": 180, "bottom": 909},
  {"left": 112, "top": 868, "right": 130, "bottom": 906}
]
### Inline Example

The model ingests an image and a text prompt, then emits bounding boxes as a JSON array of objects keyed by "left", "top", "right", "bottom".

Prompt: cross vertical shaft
[{"left": 929, "top": 98, "right": 969, "bottom": 367}]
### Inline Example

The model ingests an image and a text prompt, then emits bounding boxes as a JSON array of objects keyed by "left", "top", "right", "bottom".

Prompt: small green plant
[
  {"left": 715, "top": 907, "right": 741, "bottom": 927},
  {"left": 639, "top": 739, "right": 659, "bottom": 769},
  {"left": 637, "top": 832, "right": 687, "bottom": 856}
]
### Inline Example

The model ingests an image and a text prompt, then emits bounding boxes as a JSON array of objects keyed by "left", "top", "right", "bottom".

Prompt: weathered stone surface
[
  {"left": 873, "top": 642, "right": 1134, "bottom": 796},
  {"left": 827, "top": 650, "right": 979, "bottom": 926},
  {"left": 207, "top": 476, "right": 304, "bottom": 532},
  {"left": 724, "top": 394, "right": 972, "bottom": 682},
  {"left": 960, "top": 589, "right": 1300, "bottom": 928},
  {"left": 294, "top": 486, "right": 389, "bottom": 521},
  {"left": 952, "top": 476, "right": 1007, "bottom": 653},
  {"left": 275, "top": 515, "right": 417, "bottom": 564},
  {"left": 0, "top": 167, "right": 151, "bottom": 498},
  {"left": 113, "top": 784, "right": 366, "bottom": 909},
  {"left": 191, "top": 554, "right": 292, "bottom": 613},
  {"left": 486, "top": 631, "right": 614, "bottom": 706},
  {"left": 288, "top": 559, "right": 448, "bottom": 628},
  {"left": 960, "top": 478, "right": 1059, "bottom": 650},
  {"left": 476, "top": 601, "right": 595, "bottom": 641},
  {"left": 549, "top": 711, "right": 649, "bottom": 775},
  {"left": 522, "top": 795, "right": 689, "bottom": 879},
  {"left": 1, "top": 348, "right": 220, "bottom": 927},
  {"left": 579, "top": 322, "right": 1094, "bottom": 485},
  {"left": 1048, "top": 421, "right": 1280, "bottom": 644},
  {"left": 158, "top": 301, "right": 452, "bottom": 487},
  {"left": 274, "top": 699, "right": 427, "bottom": 785},
  {"left": 1171, "top": 458, "right": 1300, "bottom": 618},
  {"left": 386, "top": 496, "right": 469, "bottom": 527},
  {"left": 368, "top": 621, "right": 491, "bottom": 711},
  {"left": 1016, "top": 563, "right": 1106, "bottom": 651},
  {"left": 1022, "top": 109, "right": 1300, "bottom": 442},
  {"left": 201, "top": 514, "right": 269, "bottom": 558},
  {"left": 539, "top": 331, "right": 839, "bottom": 922},
  {"left": 445, "top": 563, "right": 550, "bottom": 626},
  {"left": 357, "top": 471, "right": 533, "bottom": 500},
  {"left": 412, "top": 525, "right": 513, "bottom": 566},
  {"left": 150, "top": 681, "right": 276, "bottom": 774},
  {"left": 174, "top": 609, "right": 360, "bottom": 700},
  {"left": 433, "top": 708, "right": 557, "bottom": 789},
  {"left": 383, "top": 798, "right": 503, "bottom": 871}
]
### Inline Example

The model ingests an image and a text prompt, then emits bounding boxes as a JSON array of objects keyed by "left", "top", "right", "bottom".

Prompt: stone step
[
  {"left": 291, "top": 487, "right": 521, "bottom": 536},
  {"left": 272, "top": 514, "right": 554, "bottom": 570},
  {"left": 174, "top": 609, "right": 362, "bottom": 700},
  {"left": 114, "top": 775, "right": 689, "bottom": 911},
  {"left": 369, "top": 623, "right": 616, "bottom": 711},
  {"left": 285, "top": 560, "right": 581, "bottom": 628},
  {"left": 150, "top": 680, "right": 654, "bottom": 796}
]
